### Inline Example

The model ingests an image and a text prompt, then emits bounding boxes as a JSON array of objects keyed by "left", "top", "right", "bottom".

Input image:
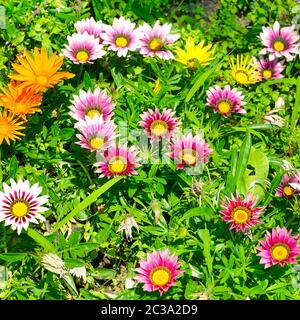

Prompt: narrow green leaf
[
  {"left": 185, "top": 62, "right": 219, "bottom": 103},
  {"left": 0, "top": 253, "right": 26, "bottom": 262},
  {"left": 234, "top": 130, "right": 252, "bottom": 192},
  {"left": 27, "top": 228, "right": 56, "bottom": 252},
  {"left": 263, "top": 169, "right": 284, "bottom": 206},
  {"left": 199, "top": 229, "right": 213, "bottom": 277},
  {"left": 53, "top": 177, "right": 122, "bottom": 232},
  {"left": 291, "top": 76, "right": 300, "bottom": 130}
]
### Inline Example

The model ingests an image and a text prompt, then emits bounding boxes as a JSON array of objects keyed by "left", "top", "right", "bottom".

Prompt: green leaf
[
  {"left": 234, "top": 130, "right": 252, "bottom": 195},
  {"left": 199, "top": 229, "right": 213, "bottom": 278},
  {"left": 185, "top": 62, "right": 219, "bottom": 103},
  {"left": 291, "top": 76, "right": 300, "bottom": 130},
  {"left": 0, "top": 253, "right": 26, "bottom": 262},
  {"left": 53, "top": 177, "right": 122, "bottom": 232},
  {"left": 83, "top": 71, "right": 92, "bottom": 90},
  {"left": 9, "top": 155, "right": 18, "bottom": 178},
  {"left": 27, "top": 228, "right": 56, "bottom": 252},
  {"left": 92, "top": 268, "right": 116, "bottom": 279}
]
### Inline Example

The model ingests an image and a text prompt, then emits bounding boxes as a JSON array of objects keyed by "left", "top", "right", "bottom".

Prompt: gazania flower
[
  {"left": 169, "top": 133, "right": 212, "bottom": 169},
  {"left": 94, "top": 144, "right": 140, "bottom": 178},
  {"left": 275, "top": 173, "right": 300, "bottom": 197},
  {"left": 253, "top": 57, "right": 285, "bottom": 81},
  {"left": 206, "top": 85, "right": 246, "bottom": 117},
  {"left": 263, "top": 109, "right": 285, "bottom": 127},
  {"left": 259, "top": 21, "right": 300, "bottom": 61},
  {"left": 9, "top": 48, "right": 75, "bottom": 92},
  {"left": 138, "top": 21, "right": 180, "bottom": 60},
  {"left": 135, "top": 249, "right": 184, "bottom": 296},
  {"left": 101, "top": 16, "right": 142, "bottom": 57},
  {"left": 69, "top": 87, "right": 115, "bottom": 121},
  {"left": 219, "top": 193, "right": 264, "bottom": 232},
  {"left": 117, "top": 215, "right": 139, "bottom": 240},
  {"left": 0, "top": 81, "right": 42, "bottom": 120},
  {"left": 74, "top": 17, "right": 105, "bottom": 41},
  {"left": 75, "top": 115, "right": 116, "bottom": 152},
  {"left": 175, "top": 37, "right": 213, "bottom": 68},
  {"left": 0, "top": 110, "right": 25, "bottom": 144},
  {"left": 230, "top": 55, "right": 260, "bottom": 85},
  {"left": 62, "top": 32, "right": 106, "bottom": 64},
  {"left": 139, "top": 108, "right": 181, "bottom": 141},
  {"left": 256, "top": 226, "right": 300, "bottom": 268},
  {"left": 0, "top": 179, "right": 48, "bottom": 235}
]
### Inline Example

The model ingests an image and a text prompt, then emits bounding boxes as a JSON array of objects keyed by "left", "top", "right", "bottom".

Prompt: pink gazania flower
[
  {"left": 62, "top": 32, "right": 106, "bottom": 64},
  {"left": 206, "top": 85, "right": 246, "bottom": 117},
  {"left": 138, "top": 21, "right": 180, "bottom": 60},
  {"left": 101, "top": 16, "right": 142, "bottom": 57},
  {"left": 0, "top": 179, "right": 48, "bottom": 235},
  {"left": 275, "top": 173, "right": 300, "bottom": 197},
  {"left": 69, "top": 88, "right": 115, "bottom": 122},
  {"left": 74, "top": 17, "right": 105, "bottom": 41},
  {"left": 139, "top": 108, "right": 181, "bottom": 142},
  {"left": 94, "top": 144, "right": 140, "bottom": 178},
  {"left": 256, "top": 226, "right": 300, "bottom": 268},
  {"left": 135, "top": 249, "right": 184, "bottom": 296},
  {"left": 253, "top": 56, "right": 285, "bottom": 81},
  {"left": 74, "top": 115, "right": 116, "bottom": 153},
  {"left": 219, "top": 193, "right": 264, "bottom": 233},
  {"left": 259, "top": 21, "right": 300, "bottom": 61},
  {"left": 169, "top": 133, "right": 212, "bottom": 169}
]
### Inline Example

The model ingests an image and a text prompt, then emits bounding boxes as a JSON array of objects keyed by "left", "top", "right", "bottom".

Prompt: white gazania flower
[
  {"left": 0, "top": 179, "right": 48, "bottom": 234},
  {"left": 70, "top": 266, "right": 87, "bottom": 283},
  {"left": 41, "top": 253, "right": 67, "bottom": 276},
  {"left": 263, "top": 109, "right": 285, "bottom": 127},
  {"left": 117, "top": 215, "right": 139, "bottom": 239}
]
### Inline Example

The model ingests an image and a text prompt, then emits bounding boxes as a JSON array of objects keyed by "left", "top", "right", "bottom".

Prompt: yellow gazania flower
[
  {"left": 9, "top": 48, "right": 75, "bottom": 93},
  {"left": 230, "top": 55, "right": 260, "bottom": 85},
  {"left": 0, "top": 110, "right": 25, "bottom": 144},
  {"left": 175, "top": 37, "right": 214, "bottom": 68},
  {"left": 0, "top": 81, "right": 43, "bottom": 120}
]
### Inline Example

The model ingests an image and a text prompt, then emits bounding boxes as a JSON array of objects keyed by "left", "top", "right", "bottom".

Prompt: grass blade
[
  {"left": 53, "top": 177, "right": 123, "bottom": 232},
  {"left": 27, "top": 228, "right": 56, "bottom": 252}
]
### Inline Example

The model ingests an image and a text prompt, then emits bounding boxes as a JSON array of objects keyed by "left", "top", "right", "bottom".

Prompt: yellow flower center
[
  {"left": 235, "top": 71, "right": 249, "bottom": 84},
  {"left": 271, "top": 243, "right": 290, "bottom": 261},
  {"left": 283, "top": 185, "right": 294, "bottom": 196},
  {"left": 149, "top": 38, "right": 164, "bottom": 51},
  {"left": 262, "top": 70, "right": 272, "bottom": 79},
  {"left": 150, "top": 267, "right": 171, "bottom": 286},
  {"left": 10, "top": 201, "right": 29, "bottom": 218},
  {"left": 273, "top": 40, "right": 285, "bottom": 52},
  {"left": 217, "top": 100, "right": 232, "bottom": 114},
  {"left": 150, "top": 120, "right": 168, "bottom": 136},
  {"left": 36, "top": 75, "right": 48, "bottom": 86},
  {"left": 0, "top": 121, "right": 9, "bottom": 136},
  {"left": 86, "top": 109, "right": 102, "bottom": 119},
  {"left": 76, "top": 50, "right": 89, "bottom": 62},
  {"left": 182, "top": 149, "right": 197, "bottom": 165},
  {"left": 89, "top": 137, "right": 105, "bottom": 150},
  {"left": 115, "top": 36, "right": 128, "bottom": 47},
  {"left": 109, "top": 157, "right": 127, "bottom": 174},
  {"left": 232, "top": 206, "right": 251, "bottom": 224},
  {"left": 186, "top": 59, "right": 196, "bottom": 69}
]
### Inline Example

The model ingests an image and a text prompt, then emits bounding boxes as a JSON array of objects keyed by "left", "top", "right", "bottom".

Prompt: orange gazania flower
[
  {"left": 0, "top": 81, "right": 43, "bottom": 120},
  {"left": 9, "top": 48, "right": 75, "bottom": 92},
  {"left": 0, "top": 110, "right": 26, "bottom": 144}
]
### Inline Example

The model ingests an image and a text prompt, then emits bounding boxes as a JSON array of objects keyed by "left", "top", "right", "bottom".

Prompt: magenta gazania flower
[
  {"left": 169, "top": 133, "right": 212, "bottom": 169},
  {"left": 256, "top": 226, "right": 300, "bottom": 268},
  {"left": 206, "top": 85, "right": 246, "bottom": 117},
  {"left": 219, "top": 193, "right": 264, "bottom": 233},
  {"left": 259, "top": 21, "right": 300, "bottom": 61},
  {"left": 138, "top": 21, "right": 180, "bottom": 60},
  {"left": 139, "top": 108, "right": 181, "bottom": 142},
  {"left": 275, "top": 173, "right": 300, "bottom": 197},
  {"left": 74, "top": 17, "right": 105, "bottom": 41},
  {"left": 75, "top": 115, "right": 116, "bottom": 153},
  {"left": 135, "top": 249, "right": 184, "bottom": 296},
  {"left": 62, "top": 32, "right": 106, "bottom": 64},
  {"left": 0, "top": 179, "right": 48, "bottom": 235},
  {"left": 69, "top": 88, "right": 115, "bottom": 122},
  {"left": 94, "top": 144, "right": 140, "bottom": 178},
  {"left": 101, "top": 16, "right": 142, "bottom": 57},
  {"left": 253, "top": 56, "right": 285, "bottom": 81}
]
